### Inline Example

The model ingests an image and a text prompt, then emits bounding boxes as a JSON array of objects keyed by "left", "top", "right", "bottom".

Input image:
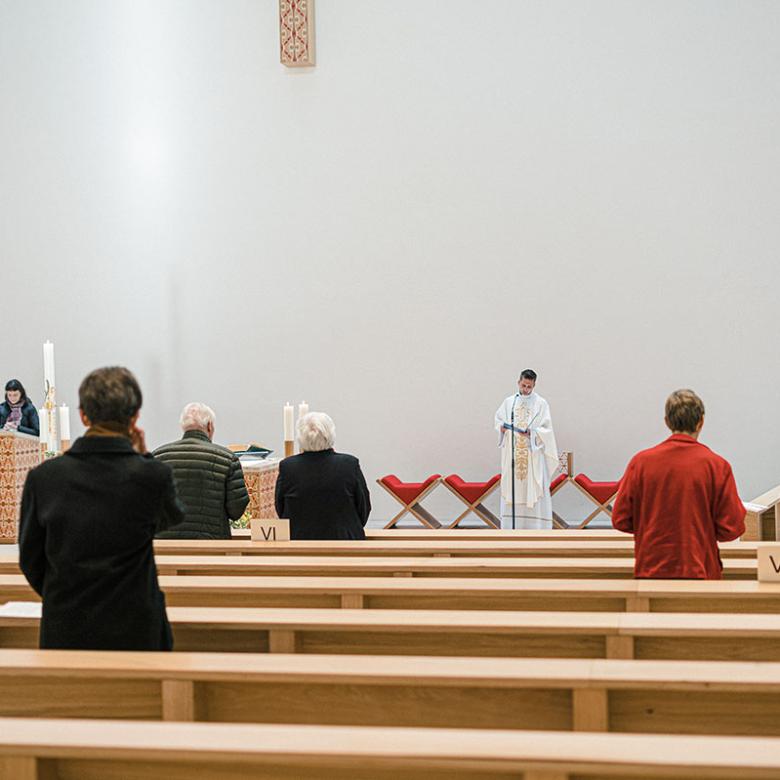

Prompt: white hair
[
  {"left": 297, "top": 412, "right": 335, "bottom": 452},
  {"left": 179, "top": 402, "right": 216, "bottom": 432}
]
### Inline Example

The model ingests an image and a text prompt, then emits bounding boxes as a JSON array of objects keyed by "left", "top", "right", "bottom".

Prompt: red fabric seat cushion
[
  {"left": 380, "top": 474, "right": 441, "bottom": 504},
  {"left": 550, "top": 473, "right": 568, "bottom": 492},
  {"left": 444, "top": 474, "right": 500, "bottom": 504},
  {"left": 575, "top": 474, "right": 620, "bottom": 504}
]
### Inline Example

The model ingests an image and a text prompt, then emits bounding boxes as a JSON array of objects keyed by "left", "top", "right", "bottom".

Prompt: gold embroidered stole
[{"left": 513, "top": 400, "right": 531, "bottom": 481}]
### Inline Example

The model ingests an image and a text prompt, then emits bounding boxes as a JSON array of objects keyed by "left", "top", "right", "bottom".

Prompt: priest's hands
[{"left": 502, "top": 423, "right": 530, "bottom": 437}]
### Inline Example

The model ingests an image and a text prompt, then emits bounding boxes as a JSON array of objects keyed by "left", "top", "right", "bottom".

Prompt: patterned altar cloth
[
  {"left": 241, "top": 457, "right": 281, "bottom": 519},
  {"left": 0, "top": 432, "right": 42, "bottom": 541}
]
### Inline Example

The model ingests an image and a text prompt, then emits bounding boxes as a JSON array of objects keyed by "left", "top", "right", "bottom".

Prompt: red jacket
[{"left": 612, "top": 434, "right": 745, "bottom": 579}]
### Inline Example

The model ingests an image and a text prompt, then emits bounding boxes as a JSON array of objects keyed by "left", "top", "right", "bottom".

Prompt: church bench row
[
  {"left": 3, "top": 719, "right": 780, "bottom": 780},
  {"left": 1, "top": 649, "right": 780, "bottom": 738},
  {"left": 235, "top": 527, "right": 631, "bottom": 541},
  {"left": 4, "top": 574, "right": 780, "bottom": 614},
  {"left": 4, "top": 607, "right": 780, "bottom": 661},
  {"left": 0, "top": 553, "right": 757, "bottom": 579},
  {"left": 237, "top": 526, "right": 755, "bottom": 544},
  {"left": 106, "top": 554, "right": 768, "bottom": 580},
  {"left": 153, "top": 538, "right": 757, "bottom": 559}
]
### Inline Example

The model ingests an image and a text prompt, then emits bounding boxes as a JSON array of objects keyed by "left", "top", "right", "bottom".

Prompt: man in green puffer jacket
[{"left": 154, "top": 402, "right": 249, "bottom": 539}]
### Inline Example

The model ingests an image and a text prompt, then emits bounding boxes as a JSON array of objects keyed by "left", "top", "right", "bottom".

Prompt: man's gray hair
[
  {"left": 180, "top": 402, "right": 216, "bottom": 432},
  {"left": 297, "top": 412, "right": 335, "bottom": 452}
]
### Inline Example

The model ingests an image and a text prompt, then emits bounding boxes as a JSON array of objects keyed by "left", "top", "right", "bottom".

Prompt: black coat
[
  {"left": 18, "top": 435, "right": 185, "bottom": 650},
  {"left": 0, "top": 399, "right": 39, "bottom": 436},
  {"left": 153, "top": 430, "right": 249, "bottom": 539},
  {"left": 274, "top": 449, "right": 371, "bottom": 540}
]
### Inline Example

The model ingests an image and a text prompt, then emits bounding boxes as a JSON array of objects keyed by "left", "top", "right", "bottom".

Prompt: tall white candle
[
  {"left": 43, "top": 341, "right": 55, "bottom": 392},
  {"left": 283, "top": 403, "right": 294, "bottom": 440},
  {"left": 59, "top": 404, "right": 71, "bottom": 442},
  {"left": 298, "top": 401, "right": 309, "bottom": 420},
  {"left": 38, "top": 409, "right": 48, "bottom": 443}
]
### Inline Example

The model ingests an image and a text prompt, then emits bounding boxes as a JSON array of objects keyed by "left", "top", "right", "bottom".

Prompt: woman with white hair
[{"left": 275, "top": 412, "right": 371, "bottom": 540}]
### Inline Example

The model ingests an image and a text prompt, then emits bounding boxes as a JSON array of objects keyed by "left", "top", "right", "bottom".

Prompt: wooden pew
[
  {"left": 744, "top": 484, "right": 780, "bottom": 541},
  {"left": 4, "top": 574, "right": 780, "bottom": 613},
  {"left": 3, "top": 718, "right": 780, "bottom": 780},
  {"left": 106, "top": 555, "right": 766, "bottom": 581},
  {"left": 370, "top": 528, "right": 627, "bottom": 541},
  {"left": 153, "top": 538, "right": 757, "bottom": 559},
  {"left": 4, "top": 606, "right": 780, "bottom": 661},
  {"left": 1, "top": 649, "right": 780, "bottom": 738},
  {"left": 235, "top": 527, "right": 629, "bottom": 541},
  {"left": 0, "top": 553, "right": 757, "bottom": 579}
]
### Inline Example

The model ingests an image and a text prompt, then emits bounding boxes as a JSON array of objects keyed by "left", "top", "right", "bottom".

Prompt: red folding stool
[
  {"left": 378, "top": 474, "right": 442, "bottom": 529},
  {"left": 441, "top": 474, "right": 501, "bottom": 528},
  {"left": 572, "top": 473, "right": 621, "bottom": 528}
]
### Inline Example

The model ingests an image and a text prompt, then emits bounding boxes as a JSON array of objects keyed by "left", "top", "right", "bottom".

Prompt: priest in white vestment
[{"left": 494, "top": 369, "right": 559, "bottom": 529}]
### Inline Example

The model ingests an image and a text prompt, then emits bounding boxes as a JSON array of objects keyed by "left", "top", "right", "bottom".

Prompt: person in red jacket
[{"left": 612, "top": 389, "right": 745, "bottom": 579}]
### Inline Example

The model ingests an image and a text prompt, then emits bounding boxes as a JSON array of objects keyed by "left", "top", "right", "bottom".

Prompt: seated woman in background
[
  {"left": 275, "top": 412, "right": 371, "bottom": 540},
  {"left": 0, "top": 379, "right": 39, "bottom": 436}
]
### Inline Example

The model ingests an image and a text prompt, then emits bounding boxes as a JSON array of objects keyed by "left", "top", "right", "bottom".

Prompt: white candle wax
[
  {"left": 283, "top": 403, "right": 294, "bottom": 440},
  {"left": 38, "top": 409, "right": 48, "bottom": 443},
  {"left": 43, "top": 341, "right": 55, "bottom": 391},
  {"left": 59, "top": 405, "right": 71, "bottom": 442},
  {"left": 298, "top": 401, "right": 309, "bottom": 419}
]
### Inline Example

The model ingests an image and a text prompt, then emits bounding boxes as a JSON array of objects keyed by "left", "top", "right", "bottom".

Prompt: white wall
[{"left": 1, "top": 1, "right": 778, "bottom": 520}]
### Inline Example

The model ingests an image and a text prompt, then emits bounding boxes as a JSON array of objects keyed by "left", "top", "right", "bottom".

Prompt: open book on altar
[{"left": 228, "top": 443, "right": 274, "bottom": 459}]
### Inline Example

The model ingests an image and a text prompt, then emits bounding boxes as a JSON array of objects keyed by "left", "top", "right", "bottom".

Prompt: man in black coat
[
  {"left": 18, "top": 366, "right": 184, "bottom": 650},
  {"left": 275, "top": 411, "right": 370, "bottom": 540}
]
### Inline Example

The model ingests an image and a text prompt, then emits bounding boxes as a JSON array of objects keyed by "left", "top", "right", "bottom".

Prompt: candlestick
[
  {"left": 46, "top": 406, "right": 58, "bottom": 453},
  {"left": 283, "top": 402, "right": 294, "bottom": 440},
  {"left": 39, "top": 408, "right": 48, "bottom": 444},
  {"left": 59, "top": 404, "right": 71, "bottom": 443}
]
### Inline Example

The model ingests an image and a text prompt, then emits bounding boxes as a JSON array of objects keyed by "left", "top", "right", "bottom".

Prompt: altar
[
  {"left": 240, "top": 457, "right": 281, "bottom": 519},
  {"left": 0, "top": 431, "right": 42, "bottom": 542}
]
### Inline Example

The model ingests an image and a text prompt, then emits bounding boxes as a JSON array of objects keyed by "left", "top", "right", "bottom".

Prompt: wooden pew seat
[
  {"left": 4, "top": 574, "right": 780, "bottom": 613},
  {"left": 0, "top": 554, "right": 756, "bottom": 579},
  {"left": 3, "top": 606, "right": 780, "bottom": 661},
  {"left": 235, "top": 527, "right": 630, "bottom": 540},
  {"left": 2, "top": 718, "right": 780, "bottom": 779},
  {"left": 115, "top": 554, "right": 764, "bottom": 580},
  {"left": 152, "top": 538, "right": 757, "bottom": 559},
  {"left": 0, "top": 649, "right": 780, "bottom": 738}
]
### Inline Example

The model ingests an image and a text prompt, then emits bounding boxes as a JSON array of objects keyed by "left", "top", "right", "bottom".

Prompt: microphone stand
[{"left": 510, "top": 393, "right": 519, "bottom": 531}]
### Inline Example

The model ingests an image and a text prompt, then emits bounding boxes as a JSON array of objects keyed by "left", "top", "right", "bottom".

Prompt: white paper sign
[
  {"left": 757, "top": 544, "right": 780, "bottom": 581},
  {"left": 250, "top": 517, "right": 291, "bottom": 542},
  {"left": 0, "top": 601, "right": 42, "bottom": 618}
]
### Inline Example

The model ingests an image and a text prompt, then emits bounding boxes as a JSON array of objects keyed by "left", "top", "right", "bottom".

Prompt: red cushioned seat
[
  {"left": 380, "top": 474, "right": 442, "bottom": 505},
  {"left": 550, "top": 473, "right": 568, "bottom": 492},
  {"left": 574, "top": 474, "right": 620, "bottom": 505},
  {"left": 444, "top": 474, "right": 500, "bottom": 505}
]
